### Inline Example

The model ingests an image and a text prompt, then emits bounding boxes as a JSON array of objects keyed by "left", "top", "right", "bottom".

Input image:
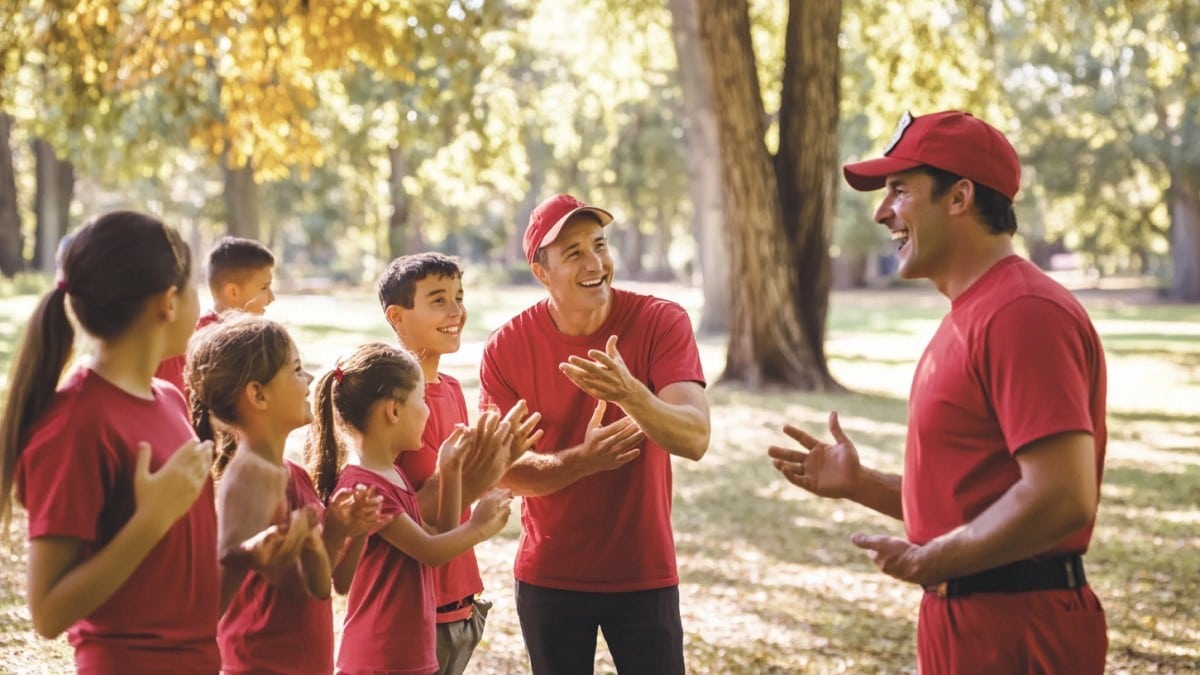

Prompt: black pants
[{"left": 515, "top": 581, "right": 685, "bottom": 675}]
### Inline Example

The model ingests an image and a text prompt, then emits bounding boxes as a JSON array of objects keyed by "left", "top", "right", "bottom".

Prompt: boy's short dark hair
[
  {"left": 377, "top": 253, "right": 463, "bottom": 310},
  {"left": 207, "top": 236, "right": 275, "bottom": 291}
]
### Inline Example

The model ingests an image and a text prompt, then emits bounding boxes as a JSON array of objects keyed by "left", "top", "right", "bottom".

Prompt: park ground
[{"left": 1, "top": 281, "right": 1197, "bottom": 674}]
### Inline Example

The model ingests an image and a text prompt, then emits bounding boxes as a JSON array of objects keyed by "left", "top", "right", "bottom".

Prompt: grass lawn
[{"left": 1, "top": 281, "right": 1198, "bottom": 673}]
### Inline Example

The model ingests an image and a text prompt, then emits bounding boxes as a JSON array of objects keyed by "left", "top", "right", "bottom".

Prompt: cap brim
[
  {"left": 537, "top": 206, "right": 615, "bottom": 252},
  {"left": 843, "top": 156, "right": 923, "bottom": 192}
]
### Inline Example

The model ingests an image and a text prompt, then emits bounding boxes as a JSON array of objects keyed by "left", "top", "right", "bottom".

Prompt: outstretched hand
[
  {"left": 575, "top": 399, "right": 643, "bottom": 473},
  {"left": 560, "top": 335, "right": 643, "bottom": 407},
  {"left": 767, "top": 411, "right": 862, "bottom": 500},
  {"left": 850, "top": 533, "right": 940, "bottom": 586}
]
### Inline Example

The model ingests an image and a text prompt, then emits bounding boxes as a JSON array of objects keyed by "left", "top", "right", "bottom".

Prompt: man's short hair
[
  {"left": 377, "top": 252, "right": 463, "bottom": 310},
  {"left": 920, "top": 166, "right": 1019, "bottom": 236},
  {"left": 207, "top": 236, "right": 275, "bottom": 292}
]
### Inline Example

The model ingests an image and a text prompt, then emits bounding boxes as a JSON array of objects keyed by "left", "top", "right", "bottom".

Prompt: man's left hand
[
  {"left": 851, "top": 532, "right": 942, "bottom": 586},
  {"left": 560, "top": 335, "right": 642, "bottom": 405}
]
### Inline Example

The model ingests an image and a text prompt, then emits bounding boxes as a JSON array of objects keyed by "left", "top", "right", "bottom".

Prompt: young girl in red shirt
[
  {"left": 304, "top": 342, "right": 514, "bottom": 675},
  {"left": 186, "top": 314, "right": 390, "bottom": 674},
  {"left": 0, "top": 211, "right": 219, "bottom": 673}
]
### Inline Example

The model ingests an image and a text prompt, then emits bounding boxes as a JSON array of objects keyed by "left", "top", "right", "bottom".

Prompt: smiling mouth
[
  {"left": 890, "top": 229, "right": 910, "bottom": 251},
  {"left": 437, "top": 326, "right": 461, "bottom": 335},
  {"left": 579, "top": 278, "right": 605, "bottom": 288}
]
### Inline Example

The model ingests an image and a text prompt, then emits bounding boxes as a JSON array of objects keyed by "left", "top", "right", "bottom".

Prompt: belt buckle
[{"left": 932, "top": 581, "right": 949, "bottom": 598}]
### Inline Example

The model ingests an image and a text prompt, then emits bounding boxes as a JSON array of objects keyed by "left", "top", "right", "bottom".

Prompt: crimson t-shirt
[
  {"left": 904, "top": 256, "right": 1107, "bottom": 556},
  {"left": 335, "top": 464, "right": 436, "bottom": 675},
  {"left": 17, "top": 367, "right": 220, "bottom": 673},
  {"left": 218, "top": 461, "right": 333, "bottom": 674},
  {"left": 155, "top": 308, "right": 223, "bottom": 395},
  {"left": 395, "top": 373, "right": 482, "bottom": 623},
  {"left": 479, "top": 288, "right": 705, "bottom": 592}
]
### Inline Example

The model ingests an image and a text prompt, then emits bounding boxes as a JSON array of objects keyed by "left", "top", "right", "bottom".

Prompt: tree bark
[
  {"left": 33, "top": 137, "right": 74, "bottom": 274},
  {"left": 669, "top": 0, "right": 729, "bottom": 334},
  {"left": 1169, "top": 168, "right": 1200, "bottom": 301},
  {"left": 222, "top": 152, "right": 259, "bottom": 240},
  {"left": 694, "top": 0, "right": 841, "bottom": 390},
  {"left": 0, "top": 114, "right": 21, "bottom": 277},
  {"left": 774, "top": 0, "right": 842, "bottom": 387}
]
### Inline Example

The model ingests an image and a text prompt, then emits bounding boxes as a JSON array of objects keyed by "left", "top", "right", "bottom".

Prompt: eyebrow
[{"left": 423, "top": 288, "right": 447, "bottom": 298}]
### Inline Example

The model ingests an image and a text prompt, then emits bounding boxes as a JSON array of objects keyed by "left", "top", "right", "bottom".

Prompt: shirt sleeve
[
  {"left": 479, "top": 335, "right": 519, "bottom": 414},
  {"left": 19, "top": 411, "right": 121, "bottom": 543},
  {"left": 982, "top": 296, "right": 1099, "bottom": 454},
  {"left": 646, "top": 302, "right": 707, "bottom": 393}
]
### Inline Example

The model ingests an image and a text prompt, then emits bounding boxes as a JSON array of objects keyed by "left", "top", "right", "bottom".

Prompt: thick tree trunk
[
  {"left": 1169, "top": 168, "right": 1200, "bottom": 301},
  {"left": 0, "top": 114, "right": 21, "bottom": 276},
  {"left": 773, "top": 0, "right": 842, "bottom": 388},
  {"left": 669, "top": 0, "right": 729, "bottom": 334},
  {"left": 651, "top": 206, "right": 674, "bottom": 280},
  {"left": 695, "top": 0, "right": 841, "bottom": 389},
  {"left": 33, "top": 137, "right": 74, "bottom": 274},
  {"left": 222, "top": 153, "right": 259, "bottom": 240},
  {"left": 623, "top": 217, "right": 646, "bottom": 279},
  {"left": 694, "top": 0, "right": 831, "bottom": 388}
]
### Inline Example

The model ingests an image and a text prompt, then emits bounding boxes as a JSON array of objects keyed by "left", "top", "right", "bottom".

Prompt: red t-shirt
[
  {"left": 17, "top": 367, "right": 220, "bottom": 673},
  {"left": 479, "top": 288, "right": 705, "bottom": 592},
  {"left": 904, "top": 256, "right": 1107, "bottom": 556},
  {"left": 155, "top": 309, "right": 223, "bottom": 395},
  {"left": 218, "top": 461, "right": 333, "bottom": 674},
  {"left": 335, "top": 464, "right": 436, "bottom": 675},
  {"left": 395, "top": 373, "right": 482, "bottom": 624}
]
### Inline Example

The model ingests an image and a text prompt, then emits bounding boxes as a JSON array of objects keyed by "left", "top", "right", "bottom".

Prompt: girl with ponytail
[
  {"left": 0, "top": 211, "right": 218, "bottom": 672},
  {"left": 303, "top": 342, "right": 514, "bottom": 674},
  {"left": 185, "top": 314, "right": 388, "bottom": 674}
]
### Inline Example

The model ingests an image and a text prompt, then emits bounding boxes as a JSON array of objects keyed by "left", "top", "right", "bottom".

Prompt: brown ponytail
[{"left": 304, "top": 371, "right": 343, "bottom": 503}]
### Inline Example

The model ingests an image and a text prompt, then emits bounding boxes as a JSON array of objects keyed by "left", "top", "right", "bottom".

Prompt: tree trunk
[
  {"left": 0, "top": 114, "right": 21, "bottom": 276},
  {"left": 1169, "top": 168, "right": 1200, "bottom": 301},
  {"left": 33, "top": 137, "right": 74, "bottom": 274},
  {"left": 222, "top": 152, "right": 259, "bottom": 240},
  {"left": 387, "top": 143, "right": 411, "bottom": 261},
  {"left": 694, "top": 0, "right": 841, "bottom": 390},
  {"left": 651, "top": 206, "right": 674, "bottom": 280},
  {"left": 773, "top": 0, "right": 842, "bottom": 388},
  {"left": 669, "top": 0, "right": 729, "bottom": 334}
]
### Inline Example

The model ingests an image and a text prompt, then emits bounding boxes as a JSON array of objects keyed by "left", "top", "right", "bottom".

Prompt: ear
[
  {"left": 243, "top": 381, "right": 269, "bottom": 412},
  {"left": 531, "top": 261, "right": 551, "bottom": 287},
  {"left": 221, "top": 281, "right": 242, "bottom": 305},
  {"left": 156, "top": 285, "right": 180, "bottom": 322},
  {"left": 948, "top": 179, "right": 975, "bottom": 216},
  {"left": 384, "top": 304, "right": 405, "bottom": 335}
]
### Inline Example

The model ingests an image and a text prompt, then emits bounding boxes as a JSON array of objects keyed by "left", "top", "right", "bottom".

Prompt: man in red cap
[
  {"left": 768, "top": 111, "right": 1108, "bottom": 673},
  {"left": 480, "top": 193, "right": 711, "bottom": 674}
]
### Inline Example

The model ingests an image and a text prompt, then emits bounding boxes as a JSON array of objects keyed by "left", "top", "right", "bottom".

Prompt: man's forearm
[
  {"left": 619, "top": 384, "right": 709, "bottom": 461},
  {"left": 498, "top": 447, "right": 594, "bottom": 497},
  {"left": 852, "top": 467, "right": 904, "bottom": 520}
]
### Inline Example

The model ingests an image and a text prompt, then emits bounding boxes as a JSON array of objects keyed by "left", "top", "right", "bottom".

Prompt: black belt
[
  {"left": 436, "top": 595, "right": 475, "bottom": 614},
  {"left": 926, "top": 554, "right": 1087, "bottom": 598}
]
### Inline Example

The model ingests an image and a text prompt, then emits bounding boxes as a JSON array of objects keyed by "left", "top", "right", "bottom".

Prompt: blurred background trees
[{"left": 1, "top": 0, "right": 1196, "bottom": 385}]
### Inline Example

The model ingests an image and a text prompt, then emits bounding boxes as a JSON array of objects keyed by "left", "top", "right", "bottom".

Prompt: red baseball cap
[
  {"left": 843, "top": 111, "right": 1021, "bottom": 201},
  {"left": 523, "top": 194, "right": 614, "bottom": 265}
]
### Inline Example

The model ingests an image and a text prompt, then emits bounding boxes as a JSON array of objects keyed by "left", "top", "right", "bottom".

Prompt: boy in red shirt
[
  {"left": 378, "top": 252, "right": 541, "bottom": 675},
  {"left": 156, "top": 236, "right": 277, "bottom": 393}
]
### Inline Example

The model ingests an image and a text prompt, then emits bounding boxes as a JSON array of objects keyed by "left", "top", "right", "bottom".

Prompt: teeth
[
  {"left": 438, "top": 326, "right": 460, "bottom": 334},
  {"left": 889, "top": 230, "right": 907, "bottom": 241},
  {"left": 580, "top": 279, "right": 603, "bottom": 287}
]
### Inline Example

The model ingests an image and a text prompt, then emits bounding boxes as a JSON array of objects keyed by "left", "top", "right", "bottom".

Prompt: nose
[{"left": 873, "top": 194, "right": 895, "bottom": 226}]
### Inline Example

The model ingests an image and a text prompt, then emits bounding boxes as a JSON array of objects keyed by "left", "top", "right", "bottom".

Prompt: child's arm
[
  {"left": 434, "top": 426, "right": 476, "bottom": 533},
  {"left": 322, "top": 484, "right": 391, "bottom": 594},
  {"left": 26, "top": 440, "right": 212, "bottom": 638},
  {"left": 378, "top": 488, "right": 513, "bottom": 567}
]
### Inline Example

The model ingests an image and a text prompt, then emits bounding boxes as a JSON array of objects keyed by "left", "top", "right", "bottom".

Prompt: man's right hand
[
  {"left": 767, "top": 411, "right": 862, "bottom": 500},
  {"left": 575, "top": 400, "right": 644, "bottom": 473}
]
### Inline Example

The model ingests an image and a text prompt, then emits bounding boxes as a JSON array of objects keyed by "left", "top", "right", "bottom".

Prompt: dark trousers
[{"left": 515, "top": 581, "right": 685, "bottom": 675}]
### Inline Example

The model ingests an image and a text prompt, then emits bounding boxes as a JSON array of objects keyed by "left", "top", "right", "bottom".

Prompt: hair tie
[
  {"left": 55, "top": 278, "right": 69, "bottom": 293},
  {"left": 332, "top": 365, "right": 344, "bottom": 383}
]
